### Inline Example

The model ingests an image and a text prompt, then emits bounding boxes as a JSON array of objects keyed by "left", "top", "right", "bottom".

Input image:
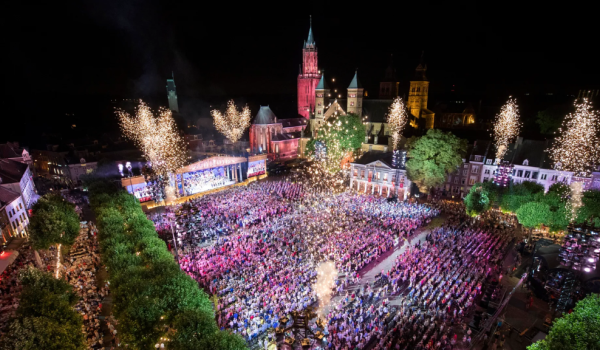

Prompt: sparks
[
  {"left": 550, "top": 98, "right": 600, "bottom": 177},
  {"left": 386, "top": 97, "right": 408, "bottom": 150},
  {"left": 117, "top": 101, "right": 187, "bottom": 177},
  {"left": 493, "top": 97, "right": 521, "bottom": 160},
  {"left": 210, "top": 100, "right": 252, "bottom": 143}
]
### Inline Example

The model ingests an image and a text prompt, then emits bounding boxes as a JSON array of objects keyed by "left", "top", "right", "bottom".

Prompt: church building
[{"left": 297, "top": 17, "right": 321, "bottom": 119}]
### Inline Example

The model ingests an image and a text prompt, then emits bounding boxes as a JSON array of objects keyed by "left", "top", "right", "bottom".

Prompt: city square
[{"left": 2, "top": 4, "right": 599, "bottom": 350}]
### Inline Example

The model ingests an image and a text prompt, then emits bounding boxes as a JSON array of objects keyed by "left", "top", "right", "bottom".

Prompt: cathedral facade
[{"left": 297, "top": 17, "right": 321, "bottom": 119}]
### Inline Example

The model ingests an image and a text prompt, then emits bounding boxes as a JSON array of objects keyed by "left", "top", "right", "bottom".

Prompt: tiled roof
[
  {"left": 353, "top": 151, "right": 406, "bottom": 169},
  {"left": 281, "top": 118, "right": 308, "bottom": 128}
]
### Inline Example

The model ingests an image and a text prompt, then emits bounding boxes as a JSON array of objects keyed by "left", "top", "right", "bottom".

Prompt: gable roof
[
  {"left": 323, "top": 100, "right": 347, "bottom": 120},
  {"left": 280, "top": 118, "right": 308, "bottom": 128},
  {"left": 253, "top": 106, "right": 278, "bottom": 125}
]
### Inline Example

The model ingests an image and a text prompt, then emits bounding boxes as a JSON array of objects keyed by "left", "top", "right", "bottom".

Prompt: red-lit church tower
[{"left": 297, "top": 17, "right": 321, "bottom": 119}]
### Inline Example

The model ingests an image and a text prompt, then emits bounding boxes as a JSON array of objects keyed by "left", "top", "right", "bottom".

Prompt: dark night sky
[{"left": 3, "top": 0, "right": 598, "bottom": 145}]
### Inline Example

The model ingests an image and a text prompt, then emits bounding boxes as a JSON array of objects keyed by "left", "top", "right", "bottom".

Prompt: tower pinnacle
[{"left": 305, "top": 15, "right": 315, "bottom": 48}]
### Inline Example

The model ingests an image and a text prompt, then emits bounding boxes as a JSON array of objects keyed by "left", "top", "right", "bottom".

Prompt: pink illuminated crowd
[{"left": 150, "top": 181, "right": 448, "bottom": 348}]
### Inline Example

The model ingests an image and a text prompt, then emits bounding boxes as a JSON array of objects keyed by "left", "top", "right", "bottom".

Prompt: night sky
[{"left": 4, "top": 1, "right": 597, "bottom": 145}]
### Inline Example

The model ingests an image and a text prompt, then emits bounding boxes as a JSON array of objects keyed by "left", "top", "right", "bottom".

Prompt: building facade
[
  {"left": 297, "top": 18, "right": 321, "bottom": 119},
  {"left": 249, "top": 106, "right": 307, "bottom": 160},
  {"left": 440, "top": 138, "right": 593, "bottom": 198},
  {"left": 0, "top": 187, "right": 29, "bottom": 241},
  {"left": 0, "top": 159, "right": 37, "bottom": 209},
  {"left": 407, "top": 59, "right": 435, "bottom": 129},
  {"left": 349, "top": 152, "right": 411, "bottom": 200},
  {"left": 67, "top": 158, "right": 98, "bottom": 184}
]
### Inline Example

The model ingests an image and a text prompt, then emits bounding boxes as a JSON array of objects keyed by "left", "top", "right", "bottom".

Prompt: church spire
[
  {"left": 415, "top": 51, "right": 427, "bottom": 81},
  {"left": 348, "top": 70, "right": 363, "bottom": 89},
  {"left": 305, "top": 15, "right": 315, "bottom": 48}
]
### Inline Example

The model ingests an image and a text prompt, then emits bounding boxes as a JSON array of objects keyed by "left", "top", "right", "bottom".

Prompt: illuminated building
[
  {"left": 297, "top": 17, "right": 321, "bottom": 119},
  {"left": 249, "top": 106, "right": 308, "bottom": 160},
  {"left": 407, "top": 56, "right": 435, "bottom": 129},
  {"left": 349, "top": 151, "right": 411, "bottom": 199},
  {"left": 0, "top": 187, "right": 29, "bottom": 241}
]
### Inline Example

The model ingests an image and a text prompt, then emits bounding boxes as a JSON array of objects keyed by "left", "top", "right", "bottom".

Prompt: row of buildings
[{"left": 347, "top": 137, "right": 600, "bottom": 200}]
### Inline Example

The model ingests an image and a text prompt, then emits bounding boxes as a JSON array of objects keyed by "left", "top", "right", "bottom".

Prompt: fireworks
[
  {"left": 117, "top": 101, "right": 187, "bottom": 177},
  {"left": 569, "top": 181, "right": 584, "bottom": 221},
  {"left": 550, "top": 98, "right": 600, "bottom": 177},
  {"left": 210, "top": 100, "right": 251, "bottom": 143},
  {"left": 387, "top": 97, "right": 408, "bottom": 150},
  {"left": 493, "top": 97, "right": 521, "bottom": 160},
  {"left": 312, "top": 261, "right": 338, "bottom": 316}
]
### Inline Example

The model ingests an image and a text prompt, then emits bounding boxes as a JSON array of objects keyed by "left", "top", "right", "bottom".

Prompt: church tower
[
  {"left": 408, "top": 54, "right": 434, "bottom": 129},
  {"left": 297, "top": 16, "right": 321, "bottom": 119},
  {"left": 166, "top": 73, "right": 179, "bottom": 113},
  {"left": 347, "top": 70, "right": 364, "bottom": 117},
  {"left": 315, "top": 73, "right": 329, "bottom": 119},
  {"left": 379, "top": 55, "right": 399, "bottom": 99}
]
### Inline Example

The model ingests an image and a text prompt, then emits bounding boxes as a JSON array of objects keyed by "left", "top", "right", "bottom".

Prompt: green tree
[
  {"left": 535, "top": 105, "right": 570, "bottom": 135},
  {"left": 577, "top": 190, "right": 600, "bottom": 227},
  {"left": 405, "top": 129, "right": 467, "bottom": 193},
  {"left": 516, "top": 202, "right": 552, "bottom": 229},
  {"left": 528, "top": 294, "right": 600, "bottom": 350},
  {"left": 28, "top": 193, "right": 80, "bottom": 249},
  {"left": 312, "top": 113, "right": 366, "bottom": 172},
  {"left": 464, "top": 182, "right": 497, "bottom": 216},
  {"left": 0, "top": 267, "right": 86, "bottom": 350},
  {"left": 500, "top": 181, "right": 545, "bottom": 214}
]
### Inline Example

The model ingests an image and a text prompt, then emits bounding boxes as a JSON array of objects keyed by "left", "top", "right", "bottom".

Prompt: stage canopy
[{"left": 176, "top": 156, "right": 247, "bottom": 174}]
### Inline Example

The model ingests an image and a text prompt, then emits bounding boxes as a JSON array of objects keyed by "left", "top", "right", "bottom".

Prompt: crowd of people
[
  {"left": 149, "top": 180, "right": 441, "bottom": 346},
  {"left": 61, "top": 220, "right": 108, "bottom": 349}
]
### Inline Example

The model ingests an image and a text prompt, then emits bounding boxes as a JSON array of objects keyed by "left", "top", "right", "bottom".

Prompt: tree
[
  {"left": 535, "top": 105, "right": 570, "bottom": 135},
  {"left": 528, "top": 294, "right": 600, "bottom": 350},
  {"left": 0, "top": 267, "right": 86, "bottom": 350},
  {"left": 28, "top": 193, "right": 80, "bottom": 249},
  {"left": 577, "top": 190, "right": 600, "bottom": 227},
  {"left": 311, "top": 113, "right": 365, "bottom": 172},
  {"left": 500, "top": 181, "right": 545, "bottom": 214},
  {"left": 464, "top": 182, "right": 497, "bottom": 216},
  {"left": 405, "top": 129, "right": 467, "bottom": 193},
  {"left": 516, "top": 202, "right": 552, "bottom": 229}
]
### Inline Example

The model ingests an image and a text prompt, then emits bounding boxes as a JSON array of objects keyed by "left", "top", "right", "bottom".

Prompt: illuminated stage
[{"left": 121, "top": 154, "right": 268, "bottom": 207}]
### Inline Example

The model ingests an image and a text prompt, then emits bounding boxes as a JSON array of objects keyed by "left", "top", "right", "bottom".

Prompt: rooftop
[
  {"left": 0, "top": 159, "right": 29, "bottom": 184},
  {"left": 0, "top": 187, "right": 20, "bottom": 207},
  {"left": 253, "top": 106, "right": 278, "bottom": 125}
]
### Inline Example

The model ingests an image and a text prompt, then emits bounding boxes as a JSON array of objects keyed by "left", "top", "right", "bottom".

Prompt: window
[
  {"left": 474, "top": 156, "right": 482, "bottom": 162},
  {"left": 461, "top": 179, "right": 466, "bottom": 185},
  {"left": 551, "top": 175, "right": 558, "bottom": 181},
  {"left": 486, "top": 159, "right": 492, "bottom": 165},
  {"left": 454, "top": 178, "right": 459, "bottom": 184},
  {"left": 472, "top": 167, "right": 479, "bottom": 174},
  {"left": 354, "top": 169, "right": 358, "bottom": 177},
  {"left": 532, "top": 172, "right": 538, "bottom": 179},
  {"left": 483, "top": 177, "right": 489, "bottom": 182},
  {"left": 361, "top": 171, "right": 365, "bottom": 178},
  {"left": 469, "top": 178, "right": 476, "bottom": 185},
  {"left": 485, "top": 169, "right": 490, "bottom": 175},
  {"left": 464, "top": 164, "right": 469, "bottom": 169},
  {"left": 19, "top": 203, "right": 23, "bottom": 210},
  {"left": 383, "top": 173, "right": 388, "bottom": 181},
  {"left": 377, "top": 172, "right": 381, "bottom": 180},
  {"left": 541, "top": 173, "right": 547, "bottom": 180},
  {"left": 524, "top": 171, "right": 531, "bottom": 178},
  {"left": 462, "top": 170, "right": 468, "bottom": 176},
  {"left": 9, "top": 211, "right": 12, "bottom": 218},
  {"left": 516, "top": 170, "right": 523, "bottom": 177}
]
